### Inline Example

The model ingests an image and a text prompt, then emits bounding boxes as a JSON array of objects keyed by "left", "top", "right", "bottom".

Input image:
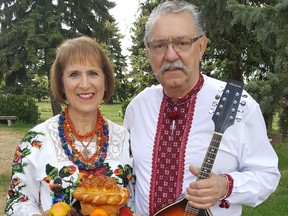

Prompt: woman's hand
[
  {"left": 42, "top": 211, "right": 49, "bottom": 216},
  {"left": 185, "top": 165, "right": 228, "bottom": 209}
]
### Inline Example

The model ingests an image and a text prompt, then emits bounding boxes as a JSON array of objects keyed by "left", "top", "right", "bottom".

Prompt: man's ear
[
  {"left": 199, "top": 35, "right": 208, "bottom": 59},
  {"left": 145, "top": 46, "right": 149, "bottom": 57}
]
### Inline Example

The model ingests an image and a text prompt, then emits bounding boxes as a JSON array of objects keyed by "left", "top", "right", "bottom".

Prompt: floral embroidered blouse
[{"left": 5, "top": 115, "right": 134, "bottom": 216}]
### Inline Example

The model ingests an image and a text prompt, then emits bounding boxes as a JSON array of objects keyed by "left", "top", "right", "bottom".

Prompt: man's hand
[{"left": 185, "top": 165, "right": 228, "bottom": 209}]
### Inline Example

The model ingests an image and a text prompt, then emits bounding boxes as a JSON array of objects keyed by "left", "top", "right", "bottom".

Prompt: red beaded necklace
[
  {"left": 63, "top": 107, "right": 105, "bottom": 161},
  {"left": 64, "top": 107, "right": 99, "bottom": 142}
]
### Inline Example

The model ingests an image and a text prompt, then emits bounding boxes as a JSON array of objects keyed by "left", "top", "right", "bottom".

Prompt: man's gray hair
[{"left": 144, "top": 1, "right": 205, "bottom": 46}]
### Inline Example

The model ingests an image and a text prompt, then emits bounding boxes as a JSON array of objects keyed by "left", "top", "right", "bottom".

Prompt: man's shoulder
[
  {"left": 142, "top": 84, "right": 163, "bottom": 93},
  {"left": 125, "top": 84, "right": 163, "bottom": 113},
  {"left": 203, "top": 74, "right": 226, "bottom": 88},
  {"left": 134, "top": 84, "right": 162, "bottom": 100}
]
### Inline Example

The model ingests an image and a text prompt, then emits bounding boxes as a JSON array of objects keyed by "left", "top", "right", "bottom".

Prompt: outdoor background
[{"left": 0, "top": 0, "right": 287, "bottom": 215}]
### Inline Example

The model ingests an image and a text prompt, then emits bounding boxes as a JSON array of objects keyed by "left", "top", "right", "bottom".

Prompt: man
[{"left": 124, "top": 1, "right": 280, "bottom": 216}]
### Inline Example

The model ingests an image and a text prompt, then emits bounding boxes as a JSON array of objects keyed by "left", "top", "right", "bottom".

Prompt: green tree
[
  {"left": 128, "top": 1, "right": 160, "bottom": 95},
  {"left": 24, "top": 74, "right": 49, "bottom": 102},
  {"left": 228, "top": 0, "right": 288, "bottom": 138},
  {"left": 101, "top": 22, "right": 129, "bottom": 103},
  {"left": 0, "top": 0, "right": 127, "bottom": 114}
]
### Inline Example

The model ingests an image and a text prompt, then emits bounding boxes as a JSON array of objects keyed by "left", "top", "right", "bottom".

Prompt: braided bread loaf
[{"left": 72, "top": 174, "right": 130, "bottom": 216}]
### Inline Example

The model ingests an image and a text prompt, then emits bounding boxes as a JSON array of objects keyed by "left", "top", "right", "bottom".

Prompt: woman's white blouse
[{"left": 5, "top": 116, "right": 134, "bottom": 215}]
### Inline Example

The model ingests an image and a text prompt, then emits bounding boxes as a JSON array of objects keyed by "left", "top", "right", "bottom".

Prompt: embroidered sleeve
[
  {"left": 5, "top": 130, "right": 44, "bottom": 215},
  {"left": 107, "top": 121, "right": 136, "bottom": 212},
  {"left": 119, "top": 126, "right": 136, "bottom": 211},
  {"left": 5, "top": 202, "right": 41, "bottom": 216}
]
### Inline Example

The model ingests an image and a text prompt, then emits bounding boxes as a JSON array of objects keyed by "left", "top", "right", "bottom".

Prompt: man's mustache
[{"left": 158, "top": 61, "right": 188, "bottom": 74}]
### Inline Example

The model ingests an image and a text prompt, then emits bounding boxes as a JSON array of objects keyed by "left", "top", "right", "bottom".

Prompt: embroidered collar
[
  {"left": 164, "top": 74, "right": 204, "bottom": 120},
  {"left": 163, "top": 73, "right": 204, "bottom": 106}
]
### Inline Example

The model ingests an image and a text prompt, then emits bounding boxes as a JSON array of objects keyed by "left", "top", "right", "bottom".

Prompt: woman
[{"left": 5, "top": 36, "right": 134, "bottom": 215}]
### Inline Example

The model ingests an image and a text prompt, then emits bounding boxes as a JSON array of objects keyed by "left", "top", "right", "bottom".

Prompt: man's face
[{"left": 146, "top": 12, "right": 207, "bottom": 97}]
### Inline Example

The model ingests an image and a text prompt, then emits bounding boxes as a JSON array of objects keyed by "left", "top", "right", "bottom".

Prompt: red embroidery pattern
[{"left": 149, "top": 75, "right": 204, "bottom": 215}]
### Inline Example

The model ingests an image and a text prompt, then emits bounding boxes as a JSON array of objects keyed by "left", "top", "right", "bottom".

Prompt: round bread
[{"left": 72, "top": 174, "right": 130, "bottom": 216}]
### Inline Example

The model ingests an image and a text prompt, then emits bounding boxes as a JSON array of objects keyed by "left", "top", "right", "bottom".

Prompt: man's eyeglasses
[{"left": 147, "top": 35, "right": 203, "bottom": 54}]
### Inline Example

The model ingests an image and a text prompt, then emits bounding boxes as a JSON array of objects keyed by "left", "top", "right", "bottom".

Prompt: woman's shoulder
[
  {"left": 25, "top": 115, "right": 59, "bottom": 138},
  {"left": 105, "top": 119, "right": 130, "bottom": 147},
  {"left": 105, "top": 119, "right": 128, "bottom": 134}
]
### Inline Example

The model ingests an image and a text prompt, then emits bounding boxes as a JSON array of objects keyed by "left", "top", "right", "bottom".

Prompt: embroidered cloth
[{"left": 149, "top": 74, "right": 204, "bottom": 214}]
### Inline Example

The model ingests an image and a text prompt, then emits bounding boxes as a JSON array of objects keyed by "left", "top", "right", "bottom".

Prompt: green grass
[
  {"left": 38, "top": 100, "right": 53, "bottom": 121},
  {"left": 0, "top": 172, "right": 11, "bottom": 191},
  {"left": 0, "top": 172, "right": 11, "bottom": 201},
  {"left": 100, "top": 103, "right": 123, "bottom": 125}
]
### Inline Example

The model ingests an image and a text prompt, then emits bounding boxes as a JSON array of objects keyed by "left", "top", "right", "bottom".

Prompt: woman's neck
[{"left": 65, "top": 106, "right": 98, "bottom": 135}]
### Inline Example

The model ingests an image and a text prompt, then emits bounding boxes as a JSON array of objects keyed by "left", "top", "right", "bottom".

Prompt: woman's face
[{"left": 62, "top": 62, "right": 106, "bottom": 115}]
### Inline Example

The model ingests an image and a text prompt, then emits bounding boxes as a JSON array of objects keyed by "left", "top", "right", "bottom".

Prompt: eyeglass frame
[{"left": 147, "top": 35, "right": 203, "bottom": 54}]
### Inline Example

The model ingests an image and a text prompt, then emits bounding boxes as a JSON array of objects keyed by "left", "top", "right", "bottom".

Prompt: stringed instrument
[{"left": 154, "top": 80, "right": 244, "bottom": 216}]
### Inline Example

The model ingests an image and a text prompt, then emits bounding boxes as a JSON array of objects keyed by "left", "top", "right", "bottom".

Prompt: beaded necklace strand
[
  {"left": 64, "top": 107, "right": 97, "bottom": 157},
  {"left": 58, "top": 107, "right": 109, "bottom": 170},
  {"left": 64, "top": 107, "right": 99, "bottom": 141}
]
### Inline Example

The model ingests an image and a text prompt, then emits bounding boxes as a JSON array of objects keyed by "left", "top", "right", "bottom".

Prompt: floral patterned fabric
[{"left": 5, "top": 115, "right": 134, "bottom": 216}]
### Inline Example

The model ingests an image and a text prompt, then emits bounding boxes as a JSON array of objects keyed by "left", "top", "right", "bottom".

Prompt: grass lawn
[{"left": 1, "top": 102, "right": 287, "bottom": 215}]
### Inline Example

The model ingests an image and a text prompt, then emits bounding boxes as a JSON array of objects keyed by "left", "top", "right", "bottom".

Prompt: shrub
[
  {"left": 0, "top": 94, "right": 39, "bottom": 124},
  {"left": 121, "top": 98, "right": 133, "bottom": 119}
]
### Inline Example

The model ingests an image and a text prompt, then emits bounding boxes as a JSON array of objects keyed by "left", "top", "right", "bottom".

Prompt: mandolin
[{"left": 154, "top": 80, "right": 244, "bottom": 216}]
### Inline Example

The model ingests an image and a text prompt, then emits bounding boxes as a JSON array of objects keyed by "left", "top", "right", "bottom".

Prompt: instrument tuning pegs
[
  {"left": 218, "top": 86, "right": 225, "bottom": 92},
  {"left": 215, "top": 94, "right": 221, "bottom": 100},
  {"left": 242, "top": 94, "right": 248, "bottom": 98},
  {"left": 212, "top": 101, "right": 218, "bottom": 107},
  {"left": 240, "top": 101, "right": 246, "bottom": 106},
  {"left": 209, "top": 108, "right": 214, "bottom": 114},
  {"left": 236, "top": 116, "right": 242, "bottom": 122}
]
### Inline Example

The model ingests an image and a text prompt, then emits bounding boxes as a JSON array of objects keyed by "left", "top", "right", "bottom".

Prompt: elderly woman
[{"left": 5, "top": 36, "right": 134, "bottom": 215}]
